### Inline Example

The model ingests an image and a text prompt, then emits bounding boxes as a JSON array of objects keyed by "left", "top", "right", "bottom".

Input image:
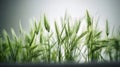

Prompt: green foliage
[{"left": 0, "top": 11, "right": 120, "bottom": 63}]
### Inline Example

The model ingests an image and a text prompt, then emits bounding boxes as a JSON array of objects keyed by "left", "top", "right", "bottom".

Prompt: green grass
[{"left": 0, "top": 11, "right": 120, "bottom": 63}]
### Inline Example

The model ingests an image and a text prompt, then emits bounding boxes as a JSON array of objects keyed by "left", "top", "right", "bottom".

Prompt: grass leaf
[
  {"left": 54, "top": 21, "right": 60, "bottom": 43},
  {"left": 44, "top": 14, "right": 50, "bottom": 32},
  {"left": 86, "top": 10, "right": 91, "bottom": 29},
  {"left": 106, "top": 20, "right": 109, "bottom": 36}
]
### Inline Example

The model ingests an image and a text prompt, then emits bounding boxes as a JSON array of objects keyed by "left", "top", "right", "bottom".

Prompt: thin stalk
[
  {"left": 7, "top": 36, "right": 15, "bottom": 62},
  {"left": 54, "top": 21, "right": 61, "bottom": 62},
  {"left": 48, "top": 33, "right": 51, "bottom": 63},
  {"left": 29, "top": 31, "right": 36, "bottom": 46}
]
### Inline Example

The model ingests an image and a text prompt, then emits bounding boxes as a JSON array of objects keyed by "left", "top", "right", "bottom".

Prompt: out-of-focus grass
[{"left": 0, "top": 11, "right": 119, "bottom": 63}]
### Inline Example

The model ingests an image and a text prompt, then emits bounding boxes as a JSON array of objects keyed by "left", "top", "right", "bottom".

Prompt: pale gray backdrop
[{"left": 0, "top": 0, "right": 120, "bottom": 36}]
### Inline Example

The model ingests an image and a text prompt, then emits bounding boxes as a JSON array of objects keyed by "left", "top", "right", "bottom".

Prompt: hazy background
[{"left": 0, "top": 0, "right": 120, "bottom": 36}]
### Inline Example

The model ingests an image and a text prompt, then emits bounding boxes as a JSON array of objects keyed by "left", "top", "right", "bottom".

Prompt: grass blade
[
  {"left": 44, "top": 14, "right": 50, "bottom": 32},
  {"left": 54, "top": 21, "right": 60, "bottom": 43},
  {"left": 86, "top": 10, "right": 91, "bottom": 29},
  {"left": 106, "top": 20, "right": 109, "bottom": 36}
]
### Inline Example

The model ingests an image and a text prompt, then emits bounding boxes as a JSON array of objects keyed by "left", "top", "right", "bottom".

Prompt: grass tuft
[{"left": 0, "top": 11, "right": 120, "bottom": 63}]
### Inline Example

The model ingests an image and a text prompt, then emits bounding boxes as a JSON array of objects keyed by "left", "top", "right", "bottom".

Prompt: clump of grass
[{"left": 0, "top": 11, "right": 120, "bottom": 63}]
